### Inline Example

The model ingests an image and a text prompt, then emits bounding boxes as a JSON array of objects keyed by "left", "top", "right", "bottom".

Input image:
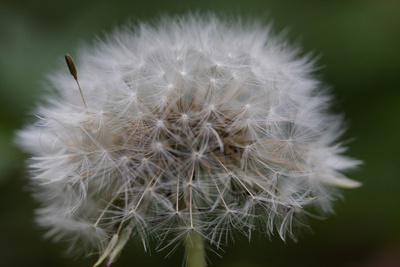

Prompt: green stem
[{"left": 184, "top": 230, "right": 206, "bottom": 267}]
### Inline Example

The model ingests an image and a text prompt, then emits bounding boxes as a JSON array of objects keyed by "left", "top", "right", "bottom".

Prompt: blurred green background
[{"left": 1, "top": 0, "right": 399, "bottom": 266}]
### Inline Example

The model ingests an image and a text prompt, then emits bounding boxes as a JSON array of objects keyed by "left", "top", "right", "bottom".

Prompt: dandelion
[{"left": 17, "top": 14, "right": 361, "bottom": 267}]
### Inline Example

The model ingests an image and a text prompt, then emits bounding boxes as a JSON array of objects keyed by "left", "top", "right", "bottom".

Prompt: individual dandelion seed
[
  {"left": 17, "top": 13, "right": 361, "bottom": 267},
  {"left": 65, "top": 54, "right": 87, "bottom": 110}
]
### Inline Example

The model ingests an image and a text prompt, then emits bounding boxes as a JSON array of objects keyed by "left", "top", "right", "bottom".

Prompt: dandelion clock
[{"left": 17, "top": 14, "right": 361, "bottom": 267}]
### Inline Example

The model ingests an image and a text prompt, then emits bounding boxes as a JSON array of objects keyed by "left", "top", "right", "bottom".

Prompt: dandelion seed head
[{"left": 17, "top": 13, "right": 361, "bottom": 264}]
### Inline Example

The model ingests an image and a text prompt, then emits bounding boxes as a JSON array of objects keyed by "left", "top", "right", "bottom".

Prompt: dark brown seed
[{"left": 65, "top": 54, "right": 78, "bottom": 80}]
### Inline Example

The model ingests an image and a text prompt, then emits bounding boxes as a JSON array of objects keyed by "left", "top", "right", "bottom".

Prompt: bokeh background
[{"left": 1, "top": 0, "right": 399, "bottom": 266}]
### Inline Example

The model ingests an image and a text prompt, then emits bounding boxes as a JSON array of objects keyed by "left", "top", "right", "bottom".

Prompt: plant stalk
[{"left": 184, "top": 229, "right": 205, "bottom": 267}]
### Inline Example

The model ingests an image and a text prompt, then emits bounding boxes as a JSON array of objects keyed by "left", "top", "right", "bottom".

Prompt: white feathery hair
[{"left": 17, "top": 13, "right": 361, "bottom": 264}]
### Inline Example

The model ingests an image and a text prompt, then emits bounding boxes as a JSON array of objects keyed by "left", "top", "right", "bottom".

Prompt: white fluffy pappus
[{"left": 17, "top": 13, "right": 361, "bottom": 266}]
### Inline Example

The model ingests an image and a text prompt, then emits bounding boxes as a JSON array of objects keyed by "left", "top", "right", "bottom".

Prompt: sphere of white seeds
[{"left": 18, "top": 14, "right": 360, "bottom": 261}]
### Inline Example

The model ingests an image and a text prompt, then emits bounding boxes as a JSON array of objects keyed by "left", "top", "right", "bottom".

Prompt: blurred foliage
[{"left": 1, "top": 0, "right": 399, "bottom": 266}]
